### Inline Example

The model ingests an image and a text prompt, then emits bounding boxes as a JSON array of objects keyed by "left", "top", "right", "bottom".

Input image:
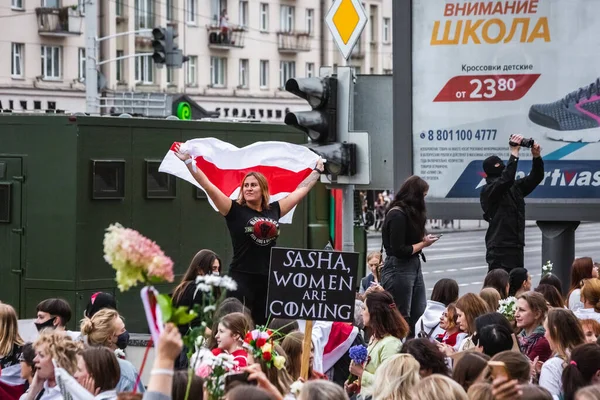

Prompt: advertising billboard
[{"left": 412, "top": 0, "right": 600, "bottom": 200}]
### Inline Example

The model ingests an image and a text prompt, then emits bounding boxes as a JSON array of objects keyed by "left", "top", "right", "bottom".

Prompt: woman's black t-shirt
[{"left": 225, "top": 199, "right": 281, "bottom": 275}]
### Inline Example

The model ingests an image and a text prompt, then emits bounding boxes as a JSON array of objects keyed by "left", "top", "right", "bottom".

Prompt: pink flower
[
  {"left": 195, "top": 364, "right": 213, "bottom": 378},
  {"left": 103, "top": 223, "right": 174, "bottom": 291}
]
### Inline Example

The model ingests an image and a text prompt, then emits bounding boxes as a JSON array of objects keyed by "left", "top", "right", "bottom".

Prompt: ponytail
[{"left": 562, "top": 343, "right": 600, "bottom": 400}]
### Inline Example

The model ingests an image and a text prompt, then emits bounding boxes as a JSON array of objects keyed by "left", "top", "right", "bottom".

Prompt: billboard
[{"left": 413, "top": 0, "right": 600, "bottom": 200}]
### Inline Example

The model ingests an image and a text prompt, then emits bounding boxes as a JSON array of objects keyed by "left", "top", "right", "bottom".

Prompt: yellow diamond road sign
[{"left": 326, "top": 0, "right": 368, "bottom": 60}]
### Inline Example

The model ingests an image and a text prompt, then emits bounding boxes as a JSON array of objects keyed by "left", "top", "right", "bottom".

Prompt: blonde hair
[
  {"left": 372, "top": 354, "right": 420, "bottom": 400},
  {"left": 236, "top": 172, "right": 270, "bottom": 209},
  {"left": 34, "top": 330, "right": 82, "bottom": 375},
  {"left": 411, "top": 374, "right": 468, "bottom": 400},
  {"left": 581, "top": 279, "right": 600, "bottom": 312},
  {"left": 479, "top": 288, "right": 501, "bottom": 313},
  {"left": 0, "top": 303, "right": 24, "bottom": 356},
  {"left": 80, "top": 308, "right": 121, "bottom": 347},
  {"left": 467, "top": 383, "right": 493, "bottom": 400}
]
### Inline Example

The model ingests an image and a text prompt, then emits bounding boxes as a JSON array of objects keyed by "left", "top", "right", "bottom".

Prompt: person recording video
[{"left": 480, "top": 134, "right": 544, "bottom": 273}]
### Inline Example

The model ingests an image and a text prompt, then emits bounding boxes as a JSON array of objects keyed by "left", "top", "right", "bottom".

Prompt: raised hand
[{"left": 173, "top": 143, "right": 191, "bottom": 161}]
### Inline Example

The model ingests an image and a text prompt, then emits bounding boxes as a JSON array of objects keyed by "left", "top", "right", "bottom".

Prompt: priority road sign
[{"left": 325, "top": 0, "right": 368, "bottom": 60}]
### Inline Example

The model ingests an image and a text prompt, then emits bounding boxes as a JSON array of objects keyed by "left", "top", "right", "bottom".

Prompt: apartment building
[{"left": 0, "top": 0, "right": 393, "bottom": 120}]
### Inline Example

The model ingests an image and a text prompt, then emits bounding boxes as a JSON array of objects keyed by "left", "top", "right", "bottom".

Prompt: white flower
[
  {"left": 114, "top": 349, "right": 126, "bottom": 359},
  {"left": 497, "top": 297, "right": 517, "bottom": 320},
  {"left": 542, "top": 261, "right": 553, "bottom": 274},
  {"left": 193, "top": 283, "right": 212, "bottom": 298},
  {"left": 203, "top": 275, "right": 222, "bottom": 286},
  {"left": 290, "top": 380, "right": 304, "bottom": 396},
  {"left": 195, "top": 276, "right": 206, "bottom": 284},
  {"left": 195, "top": 336, "right": 206, "bottom": 348},
  {"left": 218, "top": 276, "right": 238, "bottom": 291},
  {"left": 203, "top": 305, "right": 216, "bottom": 313}
]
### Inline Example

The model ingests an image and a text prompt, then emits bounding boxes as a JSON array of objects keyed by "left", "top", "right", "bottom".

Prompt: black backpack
[{"left": 416, "top": 320, "right": 439, "bottom": 339}]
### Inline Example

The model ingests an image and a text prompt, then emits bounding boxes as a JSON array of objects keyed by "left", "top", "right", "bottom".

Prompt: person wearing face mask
[
  {"left": 34, "top": 298, "right": 80, "bottom": 340},
  {"left": 480, "top": 134, "right": 544, "bottom": 273},
  {"left": 80, "top": 308, "right": 144, "bottom": 393}
]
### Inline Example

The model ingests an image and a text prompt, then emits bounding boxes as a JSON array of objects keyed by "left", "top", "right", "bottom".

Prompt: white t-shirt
[
  {"left": 539, "top": 356, "right": 564, "bottom": 398},
  {"left": 574, "top": 308, "right": 600, "bottom": 323},
  {"left": 568, "top": 289, "right": 583, "bottom": 312}
]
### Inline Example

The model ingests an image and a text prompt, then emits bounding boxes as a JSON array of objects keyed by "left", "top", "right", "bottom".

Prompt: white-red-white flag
[
  {"left": 0, "top": 364, "right": 27, "bottom": 400},
  {"left": 159, "top": 138, "right": 319, "bottom": 223}
]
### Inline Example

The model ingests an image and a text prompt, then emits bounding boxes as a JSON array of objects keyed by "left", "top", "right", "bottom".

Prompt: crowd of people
[{"left": 2, "top": 254, "right": 600, "bottom": 400}]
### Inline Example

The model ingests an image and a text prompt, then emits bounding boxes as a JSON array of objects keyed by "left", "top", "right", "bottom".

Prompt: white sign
[
  {"left": 413, "top": 0, "right": 600, "bottom": 200},
  {"left": 325, "top": 0, "right": 368, "bottom": 60}
]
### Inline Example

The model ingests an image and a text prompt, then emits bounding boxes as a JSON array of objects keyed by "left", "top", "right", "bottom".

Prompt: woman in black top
[
  {"left": 174, "top": 144, "right": 324, "bottom": 325},
  {"left": 380, "top": 176, "right": 438, "bottom": 336}
]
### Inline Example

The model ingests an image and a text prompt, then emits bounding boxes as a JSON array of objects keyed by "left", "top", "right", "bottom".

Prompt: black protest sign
[{"left": 266, "top": 247, "right": 359, "bottom": 323}]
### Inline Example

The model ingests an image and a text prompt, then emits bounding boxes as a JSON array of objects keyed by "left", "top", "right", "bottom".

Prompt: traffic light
[
  {"left": 284, "top": 76, "right": 337, "bottom": 143},
  {"left": 152, "top": 26, "right": 189, "bottom": 68}
]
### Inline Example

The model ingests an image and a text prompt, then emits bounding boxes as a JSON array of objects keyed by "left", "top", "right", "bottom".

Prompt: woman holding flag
[{"left": 172, "top": 141, "right": 324, "bottom": 325}]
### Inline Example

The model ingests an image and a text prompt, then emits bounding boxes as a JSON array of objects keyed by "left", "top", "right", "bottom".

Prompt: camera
[{"left": 509, "top": 137, "right": 534, "bottom": 148}]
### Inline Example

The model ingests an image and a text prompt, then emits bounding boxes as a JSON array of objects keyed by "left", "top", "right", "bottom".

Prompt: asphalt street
[{"left": 367, "top": 222, "right": 600, "bottom": 295}]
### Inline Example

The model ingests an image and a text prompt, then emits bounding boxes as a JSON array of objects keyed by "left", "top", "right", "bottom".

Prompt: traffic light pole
[{"left": 85, "top": 0, "right": 99, "bottom": 115}]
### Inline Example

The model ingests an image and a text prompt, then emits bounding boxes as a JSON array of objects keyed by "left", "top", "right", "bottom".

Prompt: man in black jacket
[{"left": 480, "top": 134, "right": 544, "bottom": 273}]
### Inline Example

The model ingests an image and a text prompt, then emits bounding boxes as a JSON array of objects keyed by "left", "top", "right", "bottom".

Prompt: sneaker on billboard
[{"left": 529, "top": 78, "right": 600, "bottom": 142}]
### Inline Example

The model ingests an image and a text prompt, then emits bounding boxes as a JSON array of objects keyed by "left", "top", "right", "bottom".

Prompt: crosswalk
[{"left": 367, "top": 222, "right": 600, "bottom": 295}]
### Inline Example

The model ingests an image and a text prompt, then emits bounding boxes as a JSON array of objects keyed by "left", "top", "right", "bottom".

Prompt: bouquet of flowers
[
  {"left": 191, "top": 348, "right": 238, "bottom": 400},
  {"left": 497, "top": 296, "right": 518, "bottom": 321},
  {"left": 542, "top": 260, "right": 553, "bottom": 276},
  {"left": 103, "top": 223, "right": 174, "bottom": 291},
  {"left": 348, "top": 344, "right": 368, "bottom": 383},
  {"left": 243, "top": 328, "right": 286, "bottom": 370}
]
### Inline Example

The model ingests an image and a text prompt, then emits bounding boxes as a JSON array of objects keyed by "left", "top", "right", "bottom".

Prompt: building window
[
  {"left": 186, "top": 0, "right": 196, "bottom": 23},
  {"left": 78, "top": 0, "right": 86, "bottom": 14},
  {"left": 78, "top": 48, "right": 86, "bottom": 81},
  {"left": 116, "top": 50, "right": 124, "bottom": 82},
  {"left": 116, "top": 0, "right": 124, "bottom": 16},
  {"left": 11, "top": 43, "right": 23, "bottom": 78},
  {"left": 135, "top": 54, "right": 154, "bottom": 84},
  {"left": 306, "top": 62, "right": 314, "bottom": 78},
  {"left": 239, "top": 59, "right": 249, "bottom": 88},
  {"left": 42, "top": 0, "right": 59, "bottom": 7},
  {"left": 259, "top": 60, "right": 268, "bottom": 88},
  {"left": 280, "top": 5, "right": 294, "bottom": 32},
  {"left": 11, "top": 0, "right": 23, "bottom": 9},
  {"left": 383, "top": 17, "right": 390, "bottom": 43},
  {"left": 306, "top": 9, "right": 314, "bottom": 35},
  {"left": 166, "top": 67, "right": 174, "bottom": 84},
  {"left": 279, "top": 61, "right": 295, "bottom": 89},
  {"left": 239, "top": 0, "right": 248, "bottom": 27},
  {"left": 41, "top": 45, "right": 61, "bottom": 80},
  {"left": 166, "top": 0, "right": 173, "bottom": 21},
  {"left": 370, "top": 5, "right": 377, "bottom": 42},
  {"left": 186, "top": 56, "right": 197, "bottom": 86},
  {"left": 210, "top": 56, "right": 226, "bottom": 87},
  {"left": 353, "top": 66, "right": 361, "bottom": 75},
  {"left": 135, "top": 0, "right": 153, "bottom": 29},
  {"left": 211, "top": 0, "right": 225, "bottom": 24},
  {"left": 259, "top": 3, "right": 268, "bottom": 31}
]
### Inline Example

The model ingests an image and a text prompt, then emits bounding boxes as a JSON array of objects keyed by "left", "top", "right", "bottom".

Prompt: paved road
[{"left": 367, "top": 222, "right": 600, "bottom": 295}]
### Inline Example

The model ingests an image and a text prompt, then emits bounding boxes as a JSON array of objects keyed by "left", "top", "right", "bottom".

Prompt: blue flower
[{"left": 348, "top": 345, "right": 368, "bottom": 364}]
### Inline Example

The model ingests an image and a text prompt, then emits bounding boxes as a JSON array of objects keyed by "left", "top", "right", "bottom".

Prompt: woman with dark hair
[
  {"left": 568, "top": 257, "right": 599, "bottom": 312},
  {"left": 174, "top": 144, "right": 324, "bottom": 325},
  {"left": 561, "top": 343, "right": 600, "bottom": 400},
  {"left": 483, "top": 269, "right": 509, "bottom": 299},
  {"left": 539, "top": 273, "right": 563, "bottom": 297},
  {"left": 346, "top": 290, "right": 409, "bottom": 398},
  {"left": 380, "top": 175, "right": 439, "bottom": 334},
  {"left": 508, "top": 267, "right": 531, "bottom": 297},
  {"left": 206, "top": 298, "right": 254, "bottom": 350},
  {"left": 172, "top": 249, "right": 222, "bottom": 336},
  {"left": 400, "top": 338, "right": 450, "bottom": 377},
  {"left": 414, "top": 278, "right": 459, "bottom": 339},
  {"left": 84, "top": 292, "right": 117, "bottom": 319},
  {"left": 451, "top": 352, "right": 490, "bottom": 392},
  {"left": 74, "top": 347, "right": 121, "bottom": 397},
  {"left": 535, "top": 284, "right": 565, "bottom": 309}
]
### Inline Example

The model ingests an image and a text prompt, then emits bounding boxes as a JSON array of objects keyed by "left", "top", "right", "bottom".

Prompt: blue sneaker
[{"left": 529, "top": 78, "right": 600, "bottom": 142}]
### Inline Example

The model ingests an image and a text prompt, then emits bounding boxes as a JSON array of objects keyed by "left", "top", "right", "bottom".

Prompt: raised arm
[
  {"left": 173, "top": 143, "right": 232, "bottom": 216},
  {"left": 515, "top": 143, "right": 544, "bottom": 197},
  {"left": 279, "top": 158, "right": 325, "bottom": 218}
]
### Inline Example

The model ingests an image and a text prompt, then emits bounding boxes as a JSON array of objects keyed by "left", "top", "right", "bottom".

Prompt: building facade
[{"left": 0, "top": 0, "right": 393, "bottom": 120}]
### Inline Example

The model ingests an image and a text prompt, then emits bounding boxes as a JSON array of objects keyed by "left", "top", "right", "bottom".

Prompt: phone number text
[{"left": 419, "top": 129, "right": 497, "bottom": 141}]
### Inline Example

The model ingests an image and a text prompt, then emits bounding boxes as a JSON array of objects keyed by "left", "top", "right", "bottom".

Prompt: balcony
[
  {"left": 277, "top": 31, "right": 311, "bottom": 53},
  {"left": 206, "top": 25, "right": 246, "bottom": 49},
  {"left": 35, "top": 6, "right": 82, "bottom": 37}
]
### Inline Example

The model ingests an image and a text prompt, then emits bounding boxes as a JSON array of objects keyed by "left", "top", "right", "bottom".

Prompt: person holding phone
[
  {"left": 480, "top": 134, "right": 544, "bottom": 273},
  {"left": 380, "top": 175, "right": 439, "bottom": 335}
]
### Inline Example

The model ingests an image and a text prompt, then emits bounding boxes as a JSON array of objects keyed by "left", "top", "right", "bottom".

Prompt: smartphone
[
  {"left": 224, "top": 372, "right": 256, "bottom": 389},
  {"left": 488, "top": 361, "right": 509, "bottom": 380}
]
